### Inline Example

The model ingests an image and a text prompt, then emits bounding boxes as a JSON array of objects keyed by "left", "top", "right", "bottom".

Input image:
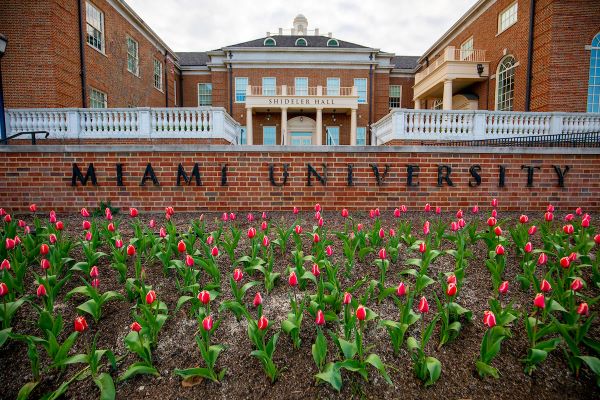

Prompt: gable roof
[
  {"left": 177, "top": 52, "right": 210, "bottom": 66},
  {"left": 390, "top": 55, "right": 419, "bottom": 70},
  {"left": 224, "top": 35, "right": 370, "bottom": 49}
]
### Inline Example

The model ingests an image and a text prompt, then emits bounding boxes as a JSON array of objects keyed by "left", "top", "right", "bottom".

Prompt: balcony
[
  {"left": 413, "top": 46, "right": 489, "bottom": 109},
  {"left": 245, "top": 85, "right": 359, "bottom": 109}
]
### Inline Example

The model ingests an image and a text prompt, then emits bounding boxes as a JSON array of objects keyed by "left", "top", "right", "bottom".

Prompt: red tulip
[
  {"left": 315, "top": 310, "right": 325, "bottom": 326},
  {"left": 253, "top": 292, "right": 263, "bottom": 307},
  {"left": 247, "top": 213, "right": 255, "bottom": 222},
  {"left": 356, "top": 305, "right": 366, "bottom": 321},
  {"left": 105, "top": 209, "right": 112, "bottom": 221},
  {"left": 258, "top": 315, "right": 269, "bottom": 330},
  {"left": 547, "top": 204, "right": 554, "bottom": 212},
  {"left": 91, "top": 278, "right": 100, "bottom": 288},
  {"left": 247, "top": 227, "right": 256, "bottom": 239},
  {"left": 483, "top": 310, "right": 496, "bottom": 328},
  {"left": 582, "top": 218, "right": 590, "bottom": 228},
  {"left": 575, "top": 207, "right": 582, "bottom": 216},
  {"left": 528, "top": 225, "right": 537, "bottom": 235},
  {"left": 563, "top": 224, "right": 574, "bottom": 235},
  {"left": 185, "top": 254, "right": 194, "bottom": 267},
  {"left": 82, "top": 220, "right": 91, "bottom": 230},
  {"left": 312, "top": 263, "right": 320, "bottom": 277},
  {"left": 491, "top": 209, "right": 497, "bottom": 218},
  {"left": 318, "top": 218, "right": 324, "bottom": 227},
  {"left": 131, "top": 322, "right": 142, "bottom": 332},
  {"left": 177, "top": 240, "right": 186, "bottom": 253},
  {"left": 288, "top": 271, "right": 298, "bottom": 287},
  {"left": 261, "top": 221, "right": 268, "bottom": 231},
  {"left": 198, "top": 290, "right": 210, "bottom": 305},
  {"left": 577, "top": 302, "right": 589, "bottom": 316},
  {"left": 233, "top": 268, "right": 243, "bottom": 282},
  {"left": 127, "top": 245, "right": 136, "bottom": 256},
  {"left": 85, "top": 231, "right": 92, "bottom": 241},
  {"left": 0, "top": 259, "right": 10, "bottom": 271},
  {"left": 17, "top": 220, "right": 26, "bottom": 228},
  {"left": 294, "top": 225, "right": 302, "bottom": 235},
  {"left": 341, "top": 208, "right": 349, "bottom": 218},
  {"left": 491, "top": 198, "right": 498, "bottom": 208},
  {"left": 565, "top": 213, "right": 574, "bottom": 222},
  {"left": 524, "top": 242, "right": 533, "bottom": 253},
  {"left": 375, "top": 208, "right": 381, "bottom": 217},
  {"left": 418, "top": 242, "right": 426, "bottom": 253},
  {"left": 536, "top": 253, "right": 547, "bottom": 266},
  {"left": 314, "top": 203, "right": 321, "bottom": 212},
  {"left": 472, "top": 205, "right": 479, "bottom": 214},
  {"left": 315, "top": 211, "right": 321, "bottom": 221},
  {"left": 456, "top": 209, "right": 463, "bottom": 219},
  {"left": 81, "top": 208, "right": 90, "bottom": 217},
  {"left": 29, "top": 204, "right": 37, "bottom": 212},
  {"left": 447, "top": 274, "right": 457, "bottom": 285},
  {"left": 211, "top": 246, "right": 219, "bottom": 257},
  {"left": 450, "top": 221, "right": 459, "bottom": 232},
  {"left": 357, "top": 223, "right": 363, "bottom": 232},
  {"left": 129, "top": 208, "right": 138, "bottom": 218},
  {"left": 36, "top": 284, "right": 47, "bottom": 297},
  {"left": 394, "top": 208, "right": 401, "bottom": 218},
  {"left": 534, "top": 293, "right": 545, "bottom": 309},
  {"left": 389, "top": 228, "right": 396, "bottom": 237},
  {"left": 4, "top": 214, "right": 11, "bottom": 223},
  {"left": 202, "top": 315, "right": 214, "bottom": 331},
  {"left": 229, "top": 212, "right": 236, "bottom": 221},
  {"left": 90, "top": 266, "right": 99, "bottom": 278},
  {"left": 5, "top": 238, "right": 15, "bottom": 250},
  {"left": 446, "top": 282, "right": 457, "bottom": 297},
  {"left": 487, "top": 217, "right": 496, "bottom": 227},
  {"left": 74, "top": 316, "right": 88, "bottom": 332},
  {"left": 595, "top": 234, "right": 600, "bottom": 244},
  {"left": 149, "top": 219, "right": 156, "bottom": 228},
  {"left": 378, "top": 248, "right": 387, "bottom": 260},
  {"left": 571, "top": 278, "right": 583, "bottom": 292},
  {"left": 221, "top": 212, "right": 228, "bottom": 222},
  {"left": 145, "top": 290, "right": 156, "bottom": 305},
  {"left": 560, "top": 257, "right": 570, "bottom": 268},
  {"left": 495, "top": 244, "right": 505, "bottom": 255},
  {"left": 423, "top": 221, "right": 430, "bottom": 235},
  {"left": 313, "top": 233, "right": 320, "bottom": 243},
  {"left": 435, "top": 206, "right": 441, "bottom": 215},
  {"left": 49, "top": 214, "right": 56, "bottom": 223},
  {"left": 115, "top": 239, "right": 123, "bottom": 249},
  {"left": 0, "top": 282, "right": 7, "bottom": 297},
  {"left": 458, "top": 218, "right": 465, "bottom": 228},
  {"left": 379, "top": 228, "right": 385, "bottom": 239},
  {"left": 40, "top": 258, "right": 50, "bottom": 270},
  {"left": 396, "top": 282, "right": 407, "bottom": 296},
  {"left": 165, "top": 206, "right": 175, "bottom": 216},
  {"left": 418, "top": 296, "right": 429, "bottom": 313},
  {"left": 569, "top": 252, "right": 577, "bottom": 262},
  {"left": 544, "top": 212, "right": 553, "bottom": 222},
  {"left": 369, "top": 209, "right": 375, "bottom": 219},
  {"left": 540, "top": 279, "right": 552, "bottom": 293},
  {"left": 40, "top": 243, "right": 49, "bottom": 255},
  {"left": 159, "top": 227, "right": 166, "bottom": 238},
  {"left": 206, "top": 236, "right": 214, "bottom": 245},
  {"left": 424, "top": 203, "right": 431, "bottom": 212},
  {"left": 324, "top": 245, "right": 333, "bottom": 257},
  {"left": 519, "top": 215, "right": 529, "bottom": 224},
  {"left": 498, "top": 280, "right": 509, "bottom": 294},
  {"left": 293, "top": 206, "right": 299, "bottom": 215},
  {"left": 494, "top": 226, "right": 502, "bottom": 236},
  {"left": 262, "top": 236, "right": 270, "bottom": 247},
  {"left": 343, "top": 292, "right": 352, "bottom": 305},
  {"left": 0, "top": 208, "right": 5, "bottom": 216}
]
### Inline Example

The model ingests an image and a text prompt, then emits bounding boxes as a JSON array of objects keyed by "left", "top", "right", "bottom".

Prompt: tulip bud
[
  {"left": 435, "top": 206, "right": 441, "bottom": 215},
  {"left": 221, "top": 212, "right": 228, "bottom": 222},
  {"left": 315, "top": 310, "right": 325, "bottom": 326},
  {"left": 206, "top": 235, "right": 214, "bottom": 245},
  {"left": 458, "top": 218, "right": 465, "bottom": 228},
  {"left": 91, "top": 278, "right": 100, "bottom": 288},
  {"left": 571, "top": 278, "right": 583, "bottom": 292},
  {"left": 177, "top": 240, "right": 186, "bottom": 253},
  {"left": 261, "top": 221, "right": 268, "bottom": 231},
  {"left": 369, "top": 209, "right": 375, "bottom": 219},
  {"left": 450, "top": 221, "right": 459, "bottom": 232},
  {"left": 185, "top": 254, "right": 194, "bottom": 267},
  {"left": 544, "top": 212, "right": 553, "bottom": 222},
  {"left": 318, "top": 218, "right": 324, "bottom": 227},
  {"left": 343, "top": 292, "right": 352, "bottom": 305},
  {"left": 262, "top": 212, "right": 268, "bottom": 220},
  {"left": 202, "top": 315, "right": 214, "bottom": 331},
  {"left": 37, "top": 284, "right": 47, "bottom": 297},
  {"left": 85, "top": 231, "right": 92, "bottom": 241},
  {"left": 498, "top": 280, "right": 509, "bottom": 294},
  {"left": 524, "top": 242, "right": 533, "bottom": 253},
  {"left": 247, "top": 213, "right": 255, "bottom": 222},
  {"left": 29, "top": 204, "right": 37, "bottom": 212},
  {"left": 379, "top": 228, "right": 385, "bottom": 239},
  {"left": 528, "top": 225, "right": 537, "bottom": 235},
  {"left": 4, "top": 214, "right": 11, "bottom": 223},
  {"left": 401, "top": 205, "right": 407, "bottom": 213},
  {"left": 0, "top": 259, "right": 10, "bottom": 271},
  {"left": 105, "top": 209, "right": 112, "bottom": 221},
  {"left": 560, "top": 257, "right": 570, "bottom": 268},
  {"left": 494, "top": 226, "right": 502, "bottom": 236},
  {"left": 90, "top": 266, "right": 99, "bottom": 278},
  {"left": 394, "top": 208, "right": 401, "bottom": 218},
  {"left": 491, "top": 209, "right": 498, "bottom": 218},
  {"left": 159, "top": 227, "right": 166, "bottom": 238},
  {"left": 375, "top": 208, "right": 381, "bottom": 217},
  {"left": 40, "top": 258, "right": 51, "bottom": 270},
  {"left": 233, "top": 268, "right": 243, "bottom": 282},
  {"left": 423, "top": 221, "right": 430, "bottom": 235},
  {"left": 17, "top": 220, "right": 26, "bottom": 228},
  {"left": 145, "top": 290, "right": 156, "bottom": 305},
  {"left": 312, "top": 263, "right": 320, "bottom": 277},
  {"left": 262, "top": 236, "right": 270, "bottom": 247},
  {"left": 595, "top": 234, "right": 600, "bottom": 245},
  {"left": 229, "top": 212, "right": 236, "bottom": 221},
  {"left": 472, "top": 205, "right": 479, "bottom": 214},
  {"left": 288, "top": 271, "right": 298, "bottom": 287},
  {"left": 294, "top": 225, "right": 302, "bottom": 235},
  {"left": 74, "top": 316, "right": 88, "bottom": 332},
  {"left": 447, "top": 274, "right": 457, "bottom": 285},
  {"left": 293, "top": 206, "right": 299, "bottom": 215},
  {"left": 487, "top": 217, "right": 496, "bottom": 227},
  {"left": 581, "top": 218, "right": 590, "bottom": 228},
  {"left": 313, "top": 233, "right": 320, "bottom": 243},
  {"left": 341, "top": 208, "right": 349, "bottom": 218},
  {"left": 253, "top": 292, "right": 263, "bottom": 307},
  {"left": 127, "top": 245, "right": 136, "bottom": 256},
  {"left": 129, "top": 208, "right": 138, "bottom": 218},
  {"left": 540, "top": 279, "right": 552, "bottom": 293},
  {"left": 47, "top": 234, "right": 56, "bottom": 245},
  {"left": 424, "top": 203, "right": 431, "bottom": 212},
  {"left": 131, "top": 322, "right": 142, "bottom": 332},
  {"left": 418, "top": 242, "right": 426, "bottom": 253},
  {"left": 456, "top": 209, "right": 463, "bottom": 219},
  {"left": 569, "top": 252, "right": 577, "bottom": 262},
  {"left": 491, "top": 198, "right": 498, "bottom": 208},
  {"left": 49, "top": 214, "right": 56, "bottom": 223},
  {"left": 356, "top": 305, "right": 367, "bottom": 321},
  {"left": 0, "top": 282, "right": 8, "bottom": 297},
  {"left": 115, "top": 239, "right": 123, "bottom": 249},
  {"left": 82, "top": 220, "right": 91, "bottom": 230},
  {"left": 247, "top": 227, "right": 256, "bottom": 239},
  {"left": 495, "top": 244, "right": 505, "bottom": 255},
  {"left": 149, "top": 219, "right": 156, "bottom": 228},
  {"left": 519, "top": 214, "right": 529, "bottom": 224},
  {"left": 378, "top": 248, "right": 387, "bottom": 260},
  {"left": 40, "top": 243, "right": 49, "bottom": 255},
  {"left": 314, "top": 203, "right": 321, "bottom": 212},
  {"left": 577, "top": 302, "right": 589, "bottom": 316},
  {"left": 418, "top": 296, "right": 429, "bottom": 313},
  {"left": 0, "top": 208, "right": 5, "bottom": 216},
  {"left": 257, "top": 315, "right": 269, "bottom": 330},
  {"left": 357, "top": 223, "right": 363, "bottom": 231},
  {"left": 446, "top": 282, "right": 457, "bottom": 297},
  {"left": 211, "top": 246, "right": 219, "bottom": 257},
  {"left": 565, "top": 213, "right": 574, "bottom": 222},
  {"left": 81, "top": 208, "right": 90, "bottom": 217},
  {"left": 575, "top": 207, "right": 582, "bottom": 215},
  {"left": 389, "top": 228, "right": 396, "bottom": 237},
  {"left": 563, "top": 224, "right": 574, "bottom": 235},
  {"left": 396, "top": 282, "right": 407, "bottom": 296},
  {"left": 483, "top": 310, "right": 496, "bottom": 328},
  {"left": 198, "top": 290, "right": 210, "bottom": 305},
  {"left": 165, "top": 206, "right": 175, "bottom": 216}
]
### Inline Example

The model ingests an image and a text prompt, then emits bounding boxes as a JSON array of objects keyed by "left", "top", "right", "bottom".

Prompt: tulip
[
  {"left": 49, "top": 214, "right": 56, "bottom": 223},
  {"left": 127, "top": 245, "right": 136, "bottom": 256},
  {"left": 577, "top": 302, "right": 589, "bottom": 316},
  {"left": 495, "top": 244, "right": 505, "bottom": 255},
  {"left": 253, "top": 292, "right": 263, "bottom": 307},
  {"left": 82, "top": 220, "right": 91, "bottom": 230},
  {"left": 356, "top": 305, "right": 366, "bottom": 321},
  {"left": 145, "top": 290, "right": 156, "bottom": 305},
  {"left": 378, "top": 248, "right": 387, "bottom": 260},
  {"left": 423, "top": 221, "right": 430, "bottom": 235},
  {"left": 40, "top": 243, "right": 49, "bottom": 255},
  {"left": 456, "top": 209, "right": 463, "bottom": 219},
  {"left": 568, "top": 252, "right": 577, "bottom": 262},
  {"left": 325, "top": 245, "right": 333, "bottom": 257},
  {"left": 375, "top": 208, "right": 380, "bottom": 217},
  {"left": 131, "top": 322, "right": 142, "bottom": 332},
  {"left": 528, "top": 225, "right": 537, "bottom": 235},
  {"left": 0, "top": 259, "right": 10, "bottom": 271},
  {"left": 74, "top": 316, "right": 88, "bottom": 332},
  {"left": 37, "top": 284, "right": 47, "bottom": 297},
  {"left": 29, "top": 204, "right": 37, "bottom": 212},
  {"left": 396, "top": 282, "right": 407, "bottom": 296},
  {"left": 177, "top": 240, "right": 186, "bottom": 253},
  {"left": 165, "top": 206, "right": 175, "bottom": 216},
  {"left": 314, "top": 203, "right": 321, "bottom": 212},
  {"left": 435, "top": 206, "right": 441, "bottom": 215},
  {"left": 315, "top": 310, "right": 325, "bottom": 326},
  {"left": 14, "top": 236, "right": 20, "bottom": 246},
  {"left": 24, "top": 226, "right": 30, "bottom": 235},
  {"left": 343, "top": 292, "right": 352, "bottom": 305},
  {"left": 81, "top": 208, "right": 90, "bottom": 217},
  {"left": 221, "top": 212, "right": 228, "bottom": 222},
  {"left": 491, "top": 198, "right": 498, "bottom": 208},
  {"left": 401, "top": 205, "right": 407, "bottom": 212},
  {"left": 524, "top": 242, "right": 533, "bottom": 253},
  {"left": 0, "top": 209, "right": 5, "bottom": 216},
  {"left": 185, "top": 254, "right": 194, "bottom": 267},
  {"left": 560, "top": 256, "right": 570, "bottom": 268},
  {"left": 547, "top": 204, "right": 554, "bottom": 212},
  {"left": 90, "top": 266, "right": 99, "bottom": 278},
  {"left": 458, "top": 218, "right": 465, "bottom": 228},
  {"left": 419, "top": 242, "right": 426, "bottom": 253},
  {"left": 450, "top": 221, "right": 459, "bottom": 232},
  {"left": 248, "top": 227, "right": 256, "bottom": 239},
  {"left": 115, "top": 239, "right": 123, "bottom": 249},
  {"left": 389, "top": 228, "right": 396, "bottom": 237},
  {"left": 0, "top": 282, "right": 7, "bottom": 297},
  {"left": 149, "top": 219, "right": 156, "bottom": 228},
  {"left": 571, "top": 278, "right": 583, "bottom": 292},
  {"left": 582, "top": 218, "right": 590, "bottom": 228},
  {"left": 483, "top": 310, "right": 497, "bottom": 328},
  {"left": 575, "top": 207, "right": 582, "bottom": 215},
  {"left": 315, "top": 211, "right": 321, "bottom": 221},
  {"left": 247, "top": 213, "right": 255, "bottom": 222},
  {"left": 494, "top": 226, "right": 502, "bottom": 236},
  {"left": 288, "top": 271, "right": 298, "bottom": 287},
  {"left": 357, "top": 223, "right": 363, "bottom": 231},
  {"left": 211, "top": 246, "right": 219, "bottom": 257},
  {"left": 341, "top": 208, "right": 349, "bottom": 218},
  {"left": 534, "top": 293, "right": 545, "bottom": 308},
  {"left": 472, "top": 205, "right": 479, "bottom": 214},
  {"left": 418, "top": 296, "right": 429, "bottom": 313},
  {"left": 91, "top": 278, "right": 100, "bottom": 288},
  {"left": 318, "top": 218, "right": 324, "bottom": 227},
  {"left": 294, "top": 225, "right": 302, "bottom": 235},
  {"left": 519, "top": 214, "right": 529, "bottom": 224},
  {"left": 563, "top": 224, "right": 574, "bottom": 235},
  {"left": 85, "top": 231, "right": 92, "bottom": 241},
  {"left": 378, "top": 228, "right": 385, "bottom": 239},
  {"left": 202, "top": 315, "right": 214, "bottom": 331},
  {"left": 491, "top": 209, "right": 497, "bottom": 218},
  {"left": 261, "top": 221, "right": 268, "bottom": 231},
  {"left": 129, "top": 208, "right": 138, "bottom": 218},
  {"left": 424, "top": 203, "right": 431, "bottom": 212},
  {"left": 258, "top": 316, "right": 269, "bottom": 330},
  {"left": 498, "top": 280, "right": 509, "bottom": 294},
  {"left": 540, "top": 279, "right": 552, "bottom": 293},
  {"left": 206, "top": 235, "right": 214, "bottom": 245},
  {"left": 595, "top": 234, "right": 600, "bottom": 244},
  {"left": 40, "top": 258, "right": 51, "bottom": 270},
  {"left": 105, "top": 209, "right": 112, "bottom": 221},
  {"left": 369, "top": 210, "right": 375, "bottom": 219},
  {"left": 262, "top": 236, "right": 270, "bottom": 247},
  {"left": 233, "top": 268, "right": 243, "bottom": 282},
  {"left": 311, "top": 263, "right": 320, "bottom": 277},
  {"left": 565, "top": 213, "right": 574, "bottom": 222},
  {"left": 4, "top": 214, "right": 11, "bottom": 223},
  {"left": 544, "top": 212, "right": 553, "bottom": 222},
  {"left": 198, "top": 290, "right": 210, "bottom": 305},
  {"left": 229, "top": 212, "right": 236, "bottom": 221},
  {"left": 313, "top": 233, "right": 320, "bottom": 243},
  {"left": 158, "top": 227, "right": 166, "bottom": 238},
  {"left": 446, "top": 282, "right": 457, "bottom": 296},
  {"left": 487, "top": 217, "right": 496, "bottom": 227},
  {"left": 18, "top": 220, "right": 26, "bottom": 228},
  {"left": 394, "top": 208, "right": 401, "bottom": 218},
  {"left": 293, "top": 206, "right": 299, "bottom": 215},
  {"left": 447, "top": 274, "right": 457, "bottom": 285}
]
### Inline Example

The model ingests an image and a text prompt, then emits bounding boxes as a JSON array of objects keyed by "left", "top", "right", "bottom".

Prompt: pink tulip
[
  {"left": 356, "top": 305, "right": 366, "bottom": 320},
  {"left": 577, "top": 302, "right": 589, "bottom": 316},
  {"left": 341, "top": 209, "right": 349, "bottom": 218},
  {"left": 533, "top": 293, "right": 545, "bottom": 309},
  {"left": 537, "top": 253, "right": 548, "bottom": 265},
  {"left": 495, "top": 244, "right": 505, "bottom": 255},
  {"left": 483, "top": 311, "right": 496, "bottom": 328},
  {"left": 326, "top": 245, "right": 333, "bottom": 257},
  {"left": 233, "top": 268, "right": 243, "bottom": 282},
  {"left": 262, "top": 236, "right": 270, "bottom": 247},
  {"left": 498, "top": 281, "right": 509, "bottom": 294},
  {"left": 315, "top": 310, "right": 325, "bottom": 326},
  {"left": 571, "top": 278, "right": 583, "bottom": 292},
  {"left": 202, "top": 315, "right": 214, "bottom": 331},
  {"left": 418, "top": 296, "right": 429, "bottom": 313},
  {"left": 528, "top": 225, "right": 537, "bottom": 235},
  {"left": 312, "top": 263, "right": 320, "bottom": 277},
  {"left": 211, "top": 246, "right": 219, "bottom": 257},
  {"left": 253, "top": 292, "right": 263, "bottom": 307},
  {"left": 198, "top": 290, "right": 210, "bottom": 305},
  {"left": 396, "top": 282, "right": 407, "bottom": 296},
  {"left": 540, "top": 279, "right": 552, "bottom": 293},
  {"left": 185, "top": 254, "right": 194, "bottom": 267},
  {"left": 288, "top": 271, "right": 298, "bottom": 287}
]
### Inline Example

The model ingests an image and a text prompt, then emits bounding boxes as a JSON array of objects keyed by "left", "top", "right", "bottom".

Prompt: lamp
[
  {"left": 331, "top": 109, "right": 336, "bottom": 123},
  {"left": 266, "top": 109, "right": 271, "bottom": 121},
  {"left": 0, "top": 33, "right": 8, "bottom": 144},
  {"left": 477, "top": 63, "right": 484, "bottom": 76}
]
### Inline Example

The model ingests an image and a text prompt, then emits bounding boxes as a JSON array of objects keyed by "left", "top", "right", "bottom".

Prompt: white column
[
  {"left": 443, "top": 79, "right": 453, "bottom": 110},
  {"left": 414, "top": 99, "right": 422, "bottom": 110},
  {"left": 281, "top": 107, "right": 288, "bottom": 146},
  {"left": 350, "top": 108, "right": 357, "bottom": 145},
  {"left": 246, "top": 107, "right": 253, "bottom": 145},
  {"left": 315, "top": 108, "right": 323, "bottom": 145}
]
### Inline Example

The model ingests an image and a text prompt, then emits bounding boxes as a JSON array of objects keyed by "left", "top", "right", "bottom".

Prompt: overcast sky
[{"left": 127, "top": 0, "right": 476, "bottom": 55}]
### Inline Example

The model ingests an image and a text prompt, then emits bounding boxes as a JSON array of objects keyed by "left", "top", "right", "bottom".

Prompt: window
[
  {"left": 153, "top": 59, "right": 163, "bottom": 91},
  {"left": 354, "top": 78, "right": 367, "bottom": 103},
  {"left": 89, "top": 88, "right": 107, "bottom": 108},
  {"left": 262, "top": 77, "right": 276, "bottom": 95},
  {"left": 235, "top": 77, "right": 248, "bottom": 102},
  {"left": 389, "top": 85, "right": 402, "bottom": 108},
  {"left": 295, "top": 77, "right": 308, "bottom": 96},
  {"left": 198, "top": 83, "right": 212, "bottom": 106},
  {"left": 460, "top": 36, "right": 474, "bottom": 61},
  {"left": 356, "top": 127, "right": 366, "bottom": 145},
  {"left": 498, "top": 2, "right": 518, "bottom": 34},
  {"left": 496, "top": 56, "right": 516, "bottom": 111},
  {"left": 326, "top": 126, "right": 339, "bottom": 145},
  {"left": 86, "top": 2, "right": 104, "bottom": 52},
  {"left": 327, "top": 78, "right": 340, "bottom": 96},
  {"left": 240, "top": 126, "right": 247, "bottom": 145},
  {"left": 263, "top": 126, "right": 276, "bottom": 145},
  {"left": 295, "top": 38, "right": 307, "bottom": 46},
  {"left": 588, "top": 33, "right": 600, "bottom": 113},
  {"left": 264, "top": 37, "right": 276, "bottom": 46},
  {"left": 327, "top": 39, "right": 339, "bottom": 47},
  {"left": 126, "top": 37, "right": 139, "bottom": 75}
]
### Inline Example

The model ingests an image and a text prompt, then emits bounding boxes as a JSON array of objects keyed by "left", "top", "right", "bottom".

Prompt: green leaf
[
  {"left": 338, "top": 337, "right": 358, "bottom": 360},
  {"left": 118, "top": 362, "right": 159, "bottom": 381},
  {"left": 94, "top": 373, "right": 116, "bottom": 400},
  {"left": 577, "top": 356, "right": 600, "bottom": 376},
  {"left": 365, "top": 353, "right": 392, "bottom": 385},
  {"left": 0, "top": 327, "right": 12, "bottom": 347},
  {"left": 17, "top": 381, "right": 39, "bottom": 400},
  {"left": 476, "top": 360, "right": 499, "bottom": 379},
  {"left": 548, "top": 300, "right": 567, "bottom": 313},
  {"left": 174, "top": 367, "right": 215, "bottom": 381},
  {"left": 425, "top": 356, "right": 442, "bottom": 386},
  {"left": 315, "top": 362, "right": 342, "bottom": 392}
]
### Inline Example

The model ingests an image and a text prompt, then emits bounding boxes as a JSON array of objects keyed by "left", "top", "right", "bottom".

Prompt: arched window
[
  {"left": 496, "top": 55, "right": 516, "bottom": 111},
  {"left": 327, "top": 38, "right": 339, "bottom": 47},
  {"left": 588, "top": 33, "right": 600, "bottom": 113},
  {"left": 295, "top": 38, "right": 307, "bottom": 47},
  {"left": 264, "top": 37, "right": 276, "bottom": 47}
]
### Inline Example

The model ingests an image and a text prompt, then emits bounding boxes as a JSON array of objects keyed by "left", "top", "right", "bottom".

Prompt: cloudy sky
[{"left": 128, "top": 0, "right": 476, "bottom": 55}]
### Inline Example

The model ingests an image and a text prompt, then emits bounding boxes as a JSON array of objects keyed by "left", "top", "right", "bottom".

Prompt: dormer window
[
  {"left": 295, "top": 38, "right": 307, "bottom": 47},
  {"left": 327, "top": 38, "right": 339, "bottom": 47},
  {"left": 264, "top": 37, "right": 276, "bottom": 46}
]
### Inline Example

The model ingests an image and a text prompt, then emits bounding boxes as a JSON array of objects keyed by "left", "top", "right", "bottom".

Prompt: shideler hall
[{"left": 1, "top": 0, "right": 600, "bottom": 147}]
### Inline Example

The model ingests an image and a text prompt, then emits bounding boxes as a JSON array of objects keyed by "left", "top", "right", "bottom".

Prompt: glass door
[
  {"left": 291, "top": 132, "right": 312, "bottom": 145},
  {"left": 326, "top": 126, "right": 339, "bottom": 145}
]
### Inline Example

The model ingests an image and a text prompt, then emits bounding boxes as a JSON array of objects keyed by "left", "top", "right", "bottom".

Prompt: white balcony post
[
  {"left": 281, "top": 107, "right": 288, "bottom": 145},
  {"left": 246, "top": 85, "right": 251, "bottom": 97},
  {"left": 317, "top": 86, "right": 323, "bottom": 96},
  {"left": 138, "top": 107, "right": 151, "bottom": 136},
  {"left": 315, "top": 107, "right": 323, "bottom": 145},
  {"left": 351, "top": 86, "right": 358, "bottom": 97},
  {"left": 246, "top": 107, "right": 253, "bottom": 145},
  {"left": 445, "top": 46, "right": 456, "bottom": 61},
  {"left": 350, "top": 108, "right": 357, "bottom": 145},
  {"left": 394, "top": 109, "right": 406, "bottom": 139},
  {"left": 443, "top": 79, "right": 453, "bottom": 110},
  {"left": 473, "top": 112, "right": 486, "bottom": 139},
  {"left": 66, "top": 110, "right": 81, "bottom": 137},
  {"left": 549, "top": 113, "right": 564, "bottom": 135},
  {"left": 414, "top": 99, "right": 422, "bottom": 110},
  {"left": 212, "top": 109, "right": 224, "bottom": 136},
  {"left": 282, "top": 85, "right": 287, "bottom": 96}
]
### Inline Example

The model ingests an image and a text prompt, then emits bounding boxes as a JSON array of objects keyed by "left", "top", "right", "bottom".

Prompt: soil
[{"left": 0, "top": 209, "right": 598, "bottom": 400}]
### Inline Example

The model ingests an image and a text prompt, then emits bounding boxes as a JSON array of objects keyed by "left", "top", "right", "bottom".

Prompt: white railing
[
  {"left": 415, "top": 46, "right": 488, "bottom": 82},
  {"left": 5, "top": 107, "right": 241, "bottom": 144},
  {"left": 371, "top": 109, "right": 600, "bottom": 145},
  {"left": 247, "top": 85, "right": 357, "bottom": 97}
]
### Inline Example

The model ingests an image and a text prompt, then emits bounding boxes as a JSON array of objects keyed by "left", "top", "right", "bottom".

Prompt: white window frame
[
  {"left": 89, "top": 87, "right": 107, "bottom": 108},
  {"left": 460, "top": 36, "right": 474, "bottom": 61},
  {"left": 327, "top": 78, "right": 340, "bottom": 96},
  {"left": 295, "top": 77, "right": 308, "bottom": 96},
  {"left": 295, "top": 38, "right": 308, "bottom": 46},
  {"left": 264, "top": 37, "right": 276, "bottom": 46},
  {"left": 327, "top": 38, "right": 339, "bottom": 47},
  {"left": 262, "top": 77, "right": 276, "bottom": 96},
  {"left": 495, "top": 55, "right": 516, "bottom": 111},
  {"left": 85, "top": 2, "right": 105, "bottom": 53},
  {"left": 587, "top": 33, "right": 600, "bottom": 113},
  {"left": 326, "top": 126, "right": 340, "bottom": 145},
  {"left": 498, "top": 2, "right": 518, "bottom": 34},
  {"left": 126, "top": 36, "right": 139, "bottom": 76},
  {"left": 389, "top": 85, "right": 402, "bottom": 108},
  {"left": 198, "top": 83, "right": 212, "bottom": 106},
  {"left": 354, "top": 78, "right": 367, "bottom": 103},
  {"left": 153, "top": 59, "right": 163, "bottom": 91},
  {"left": 235, "top": 77, "right": 248, "bottom": 102}
]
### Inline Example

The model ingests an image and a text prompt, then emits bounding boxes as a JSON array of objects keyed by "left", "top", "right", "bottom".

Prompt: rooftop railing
[
  {"left": 415, "top": 46, "right": 487, "bottom": 82},
  {"left": 247, "top": 85, "right": 357, "bottom": 97}
]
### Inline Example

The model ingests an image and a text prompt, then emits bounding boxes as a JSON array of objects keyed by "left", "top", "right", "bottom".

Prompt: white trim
[
  {"left": 327, "top": 38, "right": 340, "bottom": 47},
  {"left": 263, "top": 37, "right": 277, "bottom": 46},
  {"left": 181, "top": 70, "right": 211, "bottom": 75},
  {"left": 153, "top": 58, "right": 163, "bottom": 92},
  {"left": 497, "top": 1, "right": 518, "bottom": 35},
  {"left": 197, "top": 83, "right": 213, "bottom": 106},
  {"left": 295, "top": 38, "right": 308, "bottom": 47},
  {"left": 235, "top": 77, "right": 248, "bottom": 103},
  {"left": 126, "top": 35, "right": 140, "bottom": 77},
  {"left": 494, "top": 55, "right": 516, "bottom": 111}
]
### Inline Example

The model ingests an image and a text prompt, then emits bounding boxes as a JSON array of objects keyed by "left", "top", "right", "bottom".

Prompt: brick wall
[{"left": 0, "top": 146, "right": 597, "bottom": 212}]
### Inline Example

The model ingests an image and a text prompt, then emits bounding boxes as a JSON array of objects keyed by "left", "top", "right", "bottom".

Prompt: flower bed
[{"left": 0, "top": 202, "right": 598, "bottom": 399}]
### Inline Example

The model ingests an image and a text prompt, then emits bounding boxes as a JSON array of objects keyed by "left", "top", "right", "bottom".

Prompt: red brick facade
[{"left": 0, "top": 147, "right": 596, "bottom": 212}]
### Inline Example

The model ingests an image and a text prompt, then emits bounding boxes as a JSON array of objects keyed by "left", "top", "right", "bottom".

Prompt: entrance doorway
[
  {"left": 287, "top": 116, "right": 316, "bottom": 145},
  {"left": 291, "top": 132, "right": 312, "bottom": 145}
]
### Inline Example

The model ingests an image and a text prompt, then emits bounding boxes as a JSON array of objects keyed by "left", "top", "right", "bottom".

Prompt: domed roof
[{"left": 294, "top": 14, "right": 308, "bottom": 23}]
